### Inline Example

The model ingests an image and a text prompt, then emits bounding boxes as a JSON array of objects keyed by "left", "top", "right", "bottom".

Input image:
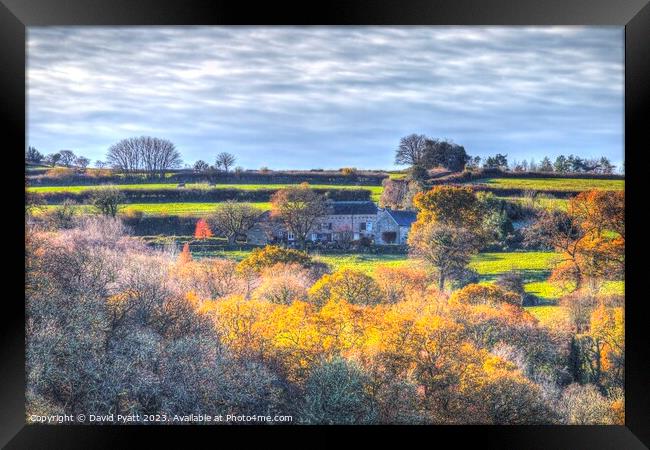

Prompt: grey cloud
[{"left": 27, "top": 26, "right": 623, "bottom": 169}]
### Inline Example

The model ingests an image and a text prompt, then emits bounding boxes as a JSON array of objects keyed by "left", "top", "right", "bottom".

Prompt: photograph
[{"left": 24, "top": 25, "right": 626, "bottom": 426}]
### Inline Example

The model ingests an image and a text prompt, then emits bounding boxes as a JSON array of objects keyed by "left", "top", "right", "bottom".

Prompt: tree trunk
[
  {"left": 227, "top": 234, "right": 236, "bottom": 245},
  {"left": 438, "top": 272, "right": 445, "bottom": 292}
]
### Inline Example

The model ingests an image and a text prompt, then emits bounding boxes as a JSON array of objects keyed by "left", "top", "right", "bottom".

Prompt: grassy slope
[
  {"left": 470, "top": 177, "right": 624, "bottom": 191},
  {"left": 38, "top": 202, "right": 271, "bottom": 217},
  {"left": 27, "top": 182, "right": 383, "bottom": 198}
]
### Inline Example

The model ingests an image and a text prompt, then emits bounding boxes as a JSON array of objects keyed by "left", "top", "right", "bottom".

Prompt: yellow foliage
[
  {"left": 449, "top": 283, "right": 521, "bottom": 307},
  {"left": 308, "top": 268, "right": 384, "bottom": 306}
]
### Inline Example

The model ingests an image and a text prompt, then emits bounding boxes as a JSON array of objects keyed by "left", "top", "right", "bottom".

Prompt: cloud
[{"left": 27, "top": 26, "right": 624, "bottom": 169}]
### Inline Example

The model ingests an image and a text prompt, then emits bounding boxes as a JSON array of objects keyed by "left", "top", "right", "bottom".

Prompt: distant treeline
[
  {"left": 428, "top": 168, "right": 624, "bottom": 185},
  {"left": 36, "top": 187, "right": 372, "bottom": 204}
]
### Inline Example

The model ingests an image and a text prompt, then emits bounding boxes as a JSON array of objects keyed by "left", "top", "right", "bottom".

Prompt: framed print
[{"left": 2, "top": 0, "right": 649, "bottom": 448}]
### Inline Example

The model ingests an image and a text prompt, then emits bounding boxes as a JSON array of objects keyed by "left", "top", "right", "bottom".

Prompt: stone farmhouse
[{"left": 246, "top": 200, "right": 417, "bottom": 246}]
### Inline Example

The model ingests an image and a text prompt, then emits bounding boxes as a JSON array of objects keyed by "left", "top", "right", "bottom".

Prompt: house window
[
  {"left": 360, "top": 222, "right": 366, "bottom": 231},
  {"left": 327, "top": 222, "right": 332, "bottom": 230},
  {"left": 287, "top": 232, "right": 295, "bottom": 241},
  {"left": 311, "top": 233, "right": 318, "bottom": 241},
  {"left": 366, "top": 222, "right": 373, "bottom": 232}
]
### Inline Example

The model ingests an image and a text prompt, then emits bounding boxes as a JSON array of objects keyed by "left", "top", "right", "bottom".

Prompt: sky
[{"left": 27, "top": 26, "right": 624, "bottom": 171}]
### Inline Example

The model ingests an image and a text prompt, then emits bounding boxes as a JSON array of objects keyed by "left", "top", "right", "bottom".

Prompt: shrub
[
  {"left": 560, "top": 290, "right": 598, "bottom": 333},
  {"left": 122, "top": 207, "right": 144, "bottom": 220},
  {"left": 89, "top": 186, "right": 125, "bottom": 217},
  {"left": 559, "top": 383, "right": 618, "bottom": 424},
  {"left": 339, "top": 167, "right": 358, "bottom": 176},
  {"left": 299, "top": 357, "right": 376, "bottom": 424},
  {"left": 374, "top": 265, "right": 430, "bottom": 303},
  {"left": 252, "top": 263, "right": 312, "bottom": 304},
  {"left": 42, "top": 199, "right": 78, "bottom": 229},
  {"left": 238, "top": 245, "right": 313, "bottom": 273},
  {"left": 308, "top": 268, "right": 384, "bottom": 306},
  {"left": 44, "top": 167, "right": 75, "bottom": 180},
  {"left": 449, "top": 283, "right": 521, "bottom": 307},
  {"left": 495, "top": 271, "right": 526, "bottom": 297}
]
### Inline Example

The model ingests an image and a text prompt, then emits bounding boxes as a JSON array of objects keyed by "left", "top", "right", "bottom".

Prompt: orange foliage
[
  {"left": 194, "top": 218, "right": 213, "bottom": 239},
  {"left": 178, "top": 242, "right": 192, "bottom": 264}
]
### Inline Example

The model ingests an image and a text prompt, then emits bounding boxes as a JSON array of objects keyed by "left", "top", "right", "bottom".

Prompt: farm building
[
  {"left": 246, "top": 201, "right": 416, "bottom": 246},
  {"left": 374, "top": 209, "right": 417, "bottom": 245}
]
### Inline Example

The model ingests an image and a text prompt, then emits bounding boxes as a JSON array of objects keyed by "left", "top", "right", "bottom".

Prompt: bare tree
[
  {"left": 106, "top": 136, "right": 181, "bottom": 178},
  {"left": 45, "top": 153, "right": 61, "bottom": 167},
  {"left": 208, "top": 201, "right": 261, "bottom": 244},
  {"left": 26, "top": 146, "right": 43, "bottom": 163},
  {"left": 215, "top": 152, "right": 236, "bottom": 173},
  {"left": 193, "top": 160, "right": 210, "bottom": 173},
  {"left": 395, "top": 134, "right": 428, "bottom": 167},
  {"left": 75, "top": 156, "right": 90, "bottom": 170},
  {"left": 271, "top": 186, "right": 328, "bottom": 250},
  {"left": 59, "top": 150, "right": 76, "bottom": 167}
]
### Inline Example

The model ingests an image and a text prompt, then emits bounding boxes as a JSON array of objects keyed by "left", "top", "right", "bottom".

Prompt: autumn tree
[
  {"left": 237, "top": 245, "right": 313, "bottom": 273},
  {"left": 178, "top": 242, "right": 193, "bottom": 264},
  {"left": 412, "top": 186, "right": 485, "bottom": 234},
  {"left": 379, "top": 178, "right": 409, "bottom": 210},
  {"left": 215, "top": 152, "right": 236, "bottom": 172},
  {"left": 526, "top": 190, "right": 624, "bottom": 291},
  {"left": 208, "top": 201, "right": 260, "bottom": 244},
  {"left": 308, "top": 268, "right": 384, "bottom": 306},
  {"left": 270, "top": 185, "right": 328, "bottom": 249},
  {"left": 253, "top": 263, "right": 312, "bottom": 304},
  {"left": 408, "top": 186, "right": 487, "bottom": 290},
  {"left": 374, "top": 265, "right": 430, "bottom": 303},
  {"left": 194, "top": 218, "right": 213, "bottom": 240}
]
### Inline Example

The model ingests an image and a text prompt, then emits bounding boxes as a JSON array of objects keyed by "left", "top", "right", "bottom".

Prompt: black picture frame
[{"left": 2, "top": 0, "right": 648, "bottom": 448}]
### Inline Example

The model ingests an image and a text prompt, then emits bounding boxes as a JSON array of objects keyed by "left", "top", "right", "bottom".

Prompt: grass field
[
  {"left": 525, "top": 305, "right": 571, "bottom": 328},
  {"left": 27, "top": 183, "right": 384, "bottom": 201},
  {"left": 197, "top": 248, "right": 564, "bottom": 291},
  {"left": 470, "top": 177, "right": 624, "bottom": 191},
  {"left": 501, "top": 196, "right": 569, "bottom": 211},
  {"left": 38, "top": 202, "right": 271, "bottom": 217}
]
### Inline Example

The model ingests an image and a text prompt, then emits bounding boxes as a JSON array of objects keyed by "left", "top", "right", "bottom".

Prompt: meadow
[
  {"left": 27, "top": 183, "right": 384, "bottom": 201},
  {"left": 500, "top": 195, "right": 569, "bottom": 211},
  {"left": 470, "top": 177, "right": 624, "bottom": 191},
  {"left": 37, "top": 202, "right": 271, "bottom": 217}
]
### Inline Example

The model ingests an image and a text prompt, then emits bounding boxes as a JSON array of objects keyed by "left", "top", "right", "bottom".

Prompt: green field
[
  {"left": 501, "top": 196, "right": 569, "bottom": 211},
  {"left": 470, "top": 177, "right": 624, "bottom": 192},
  {"left": 525, "top": 305, "right": 571, "bottom": 327},
  {"left": 38, "top": 202, "right": 271, "bottom": 217},
  {"left": 27, "top": 183, "right": 384, "bottom": 201}
]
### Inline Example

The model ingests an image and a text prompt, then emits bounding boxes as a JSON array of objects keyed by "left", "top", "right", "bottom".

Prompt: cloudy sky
[{"left": 27, "top": 26, "right": 624, "bottom": 170}]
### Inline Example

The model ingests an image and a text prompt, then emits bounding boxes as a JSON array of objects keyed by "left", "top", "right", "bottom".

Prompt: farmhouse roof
[
  {"left": 385, "top": 209, "right": 417, "bottom": 227},
  {"left": 328, "top": 201, "right": 378, "bottom": 215}
]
